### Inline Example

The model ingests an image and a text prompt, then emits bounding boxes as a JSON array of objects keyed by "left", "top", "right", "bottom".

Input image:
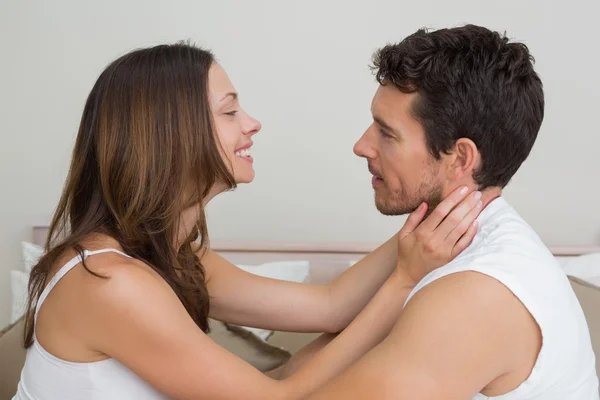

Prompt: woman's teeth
[{"left": 235, "top": 148, "right": 251, "bottom": 157}]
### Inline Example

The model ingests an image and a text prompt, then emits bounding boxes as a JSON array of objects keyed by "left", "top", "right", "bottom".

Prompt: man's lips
[
  {"left": 368, "top": 165, "right": 383, "bottom": 180},
  {"left": 372, "top": 176, "right": 384, "bottom": 186}
]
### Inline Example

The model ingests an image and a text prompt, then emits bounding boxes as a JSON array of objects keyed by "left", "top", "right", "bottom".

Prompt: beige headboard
[
  {"left": 31, "top": 226, "right": 361, "bottom": 284},
  {"left": 31, "top": 225, "right": 600, "bottom": 284}
]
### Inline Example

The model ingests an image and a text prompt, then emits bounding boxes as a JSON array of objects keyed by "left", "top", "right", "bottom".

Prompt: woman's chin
[{"left": 235, "top": 172, "right": 255, "bottom": 185}]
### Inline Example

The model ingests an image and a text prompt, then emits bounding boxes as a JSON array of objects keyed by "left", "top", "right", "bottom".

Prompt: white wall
[{"left": 1, "top": 0, "right": 599, "bottom": 326}]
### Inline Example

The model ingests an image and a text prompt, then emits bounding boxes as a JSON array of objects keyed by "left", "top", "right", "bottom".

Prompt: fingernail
[
  {"left": 419, "top": 202, "right": 427, "bottom": 211},
  {"left": 476, "top": 200, "right": 482, "bottom": 208},
  {"left": 474, "top": 191, "right": 482, "bottom": 200},
  {"left": 459, "top": 186, "right": 468, "bottom": 195}
]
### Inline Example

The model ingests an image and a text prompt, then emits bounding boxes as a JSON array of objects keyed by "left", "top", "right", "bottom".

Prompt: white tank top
[
  {"left": 404, "top": 197, "right": 599, "bottom": 399},
  {"left": 13, "top": 249, "right": 168, "bottom": 400}
]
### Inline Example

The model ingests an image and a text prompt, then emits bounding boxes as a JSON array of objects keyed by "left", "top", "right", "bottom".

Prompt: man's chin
[
  {"left": 374, "top": 185, "right": 443, "bottom": 217},
  {"left": 374, "top": 198, "right": 415, "bottom": 216}
]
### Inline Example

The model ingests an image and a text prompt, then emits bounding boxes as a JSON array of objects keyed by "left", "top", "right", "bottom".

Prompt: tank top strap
[{"left": 34, "top": 248, "right": 131, "bottom": 322}]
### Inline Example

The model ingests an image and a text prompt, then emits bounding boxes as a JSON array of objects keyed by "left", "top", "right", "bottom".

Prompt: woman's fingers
[
  {"left": 444, "top": 196, "right": 482, "bottom": 244},
  {"left": 416, "top": 186, "right": 471, "bottom": 234},
  {"left": 398, "top": 202, "right": 428, "bottom": 239},
  {"left": 433, "top": 191, "right": 482, "bottom": 241},
  {"left": 451, "top": 220, "right": 479, "bottom": 258}
]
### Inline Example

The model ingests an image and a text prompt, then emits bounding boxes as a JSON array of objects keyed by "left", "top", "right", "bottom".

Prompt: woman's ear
[{"left": 446, "top": 138, "right": 480, "bottom": 182}]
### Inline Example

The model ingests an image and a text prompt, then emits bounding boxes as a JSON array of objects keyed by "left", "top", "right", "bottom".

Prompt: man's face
[{"left": 354, "top": 85, "right": 444, "bottom": 216}]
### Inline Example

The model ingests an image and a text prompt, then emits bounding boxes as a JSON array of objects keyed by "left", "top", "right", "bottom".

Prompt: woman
[{"left": 15, "top": 43, "right": 481, "bottom": 399}]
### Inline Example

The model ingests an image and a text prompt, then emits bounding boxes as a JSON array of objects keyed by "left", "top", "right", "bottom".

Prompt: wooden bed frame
[{"left": 31, "top": 225, "right": 600, "bottom": 284}]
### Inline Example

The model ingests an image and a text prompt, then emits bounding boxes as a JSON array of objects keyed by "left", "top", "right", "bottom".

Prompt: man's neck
[{"left": 479, "top": 187, "right": 502, "bottom": 210}]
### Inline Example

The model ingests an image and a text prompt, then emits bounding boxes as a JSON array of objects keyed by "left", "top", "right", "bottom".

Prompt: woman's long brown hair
[{"left": 23, "top": 42, "right": 235, "bottom": 347}]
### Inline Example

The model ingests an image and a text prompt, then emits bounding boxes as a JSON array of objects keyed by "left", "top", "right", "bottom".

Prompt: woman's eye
[{"left": 225, "top": 110, "right": 238, "bottom": 116}]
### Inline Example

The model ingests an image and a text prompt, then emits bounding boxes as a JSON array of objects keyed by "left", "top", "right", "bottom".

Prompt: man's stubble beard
[{"left": 375, "top": 166, "right": 443, "bottom": 217}]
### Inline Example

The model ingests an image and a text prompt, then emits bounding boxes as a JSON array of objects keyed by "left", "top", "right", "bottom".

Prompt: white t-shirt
[{"left": 405, "top": 197, "right": 599, "bottom": 399}]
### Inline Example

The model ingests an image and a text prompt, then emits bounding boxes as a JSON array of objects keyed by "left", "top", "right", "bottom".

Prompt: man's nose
[{"left": 354, "top": 128, "right": 376, "bottom": 160}]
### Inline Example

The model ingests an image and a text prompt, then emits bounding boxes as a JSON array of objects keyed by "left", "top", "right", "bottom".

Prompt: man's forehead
[
  {"left": 371, "top": 85, "right": 415, "bottom": 115},
  {"left": 371, "top": 86, "right": 425, "bottom": 141}
]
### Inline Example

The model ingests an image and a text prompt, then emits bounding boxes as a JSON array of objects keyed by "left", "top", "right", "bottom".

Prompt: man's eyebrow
[
  {"left": 373, "top": 115, "right": 398, "bottom": 135},
  {"left": 219, "top": 92, "right": 238, "bottom": 103}
]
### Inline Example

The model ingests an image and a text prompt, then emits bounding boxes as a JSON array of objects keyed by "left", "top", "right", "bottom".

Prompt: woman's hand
[{"left": 396, "top": 186, "right": 482, "bottom": 286}]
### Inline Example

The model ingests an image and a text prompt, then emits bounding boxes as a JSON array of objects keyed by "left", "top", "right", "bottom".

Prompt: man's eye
[{"left": 379, "top": 129, "right": 392, "bottom": 139}]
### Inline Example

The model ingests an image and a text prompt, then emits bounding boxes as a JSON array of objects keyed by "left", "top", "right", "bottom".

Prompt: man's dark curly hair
[{"left": 372, "top": 24, "right": 544, "bottom": 189}]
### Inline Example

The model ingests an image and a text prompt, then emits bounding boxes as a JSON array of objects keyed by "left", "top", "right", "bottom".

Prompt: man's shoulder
[
  {"left": 406, "top": 202, "right": 562, "bottom": 307},
  {"left": 395, "top": 270, "right": 542, "bottom": 394},
  {"left": 407, "top": 270, "right": 512, "bottom": 307},
  {"left": 460, "top": 200, "right": 554, "bottom": 267}
]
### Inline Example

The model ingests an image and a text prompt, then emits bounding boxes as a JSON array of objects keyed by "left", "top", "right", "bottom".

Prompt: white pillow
[
  {"left": 236, "top": 260, "right": 309, "bottom": 282},
  {"left": 10, "top": 270, "right": 29, "bottom": 323},
  {"left": 563, "top": 253, "right": 600, "bottom": 285},
  {"left": 9, "top": 242, "right": 44, "bottom": 323},
  {"left": 22, "top": 241, "right": 44, "bottom": 273},
  {"left": 232, "top": 260, "right": 310, "bottom": 341}
]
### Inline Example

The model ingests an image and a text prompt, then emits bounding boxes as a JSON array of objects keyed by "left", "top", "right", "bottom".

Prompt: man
[{"left": 306, "top": 24, "right": 598, "bottom": 399}]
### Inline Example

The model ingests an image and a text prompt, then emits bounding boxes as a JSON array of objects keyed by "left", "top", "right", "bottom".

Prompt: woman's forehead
[{"left": 209, "top": 64, "right": 237, "bottom": 102}]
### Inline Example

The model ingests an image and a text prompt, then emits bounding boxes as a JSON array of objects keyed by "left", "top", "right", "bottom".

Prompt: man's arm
[{"left": 305, "top": 271, "right": 542, "bottom": 399}]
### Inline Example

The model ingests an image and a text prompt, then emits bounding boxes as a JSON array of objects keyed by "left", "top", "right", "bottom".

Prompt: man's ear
[{"left": 445, "top": 138, "right": 480, "bottom": 181}]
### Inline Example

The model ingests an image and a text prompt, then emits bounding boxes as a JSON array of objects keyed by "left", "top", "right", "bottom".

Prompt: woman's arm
[
  {"left": 204, "top": 250, "right": 335, "bottom": 332},
  {"left": 205, "top": 187, "right": 479, "bottom": 334},
  {"left": 203, "top": 235, "right": 398, "bottom": 334},
  {"left": 324, "top": 233, "right": 398, "bottom": 331},
  {"left": 283, "top": 270, "right": 414, "bottom": 396}
]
